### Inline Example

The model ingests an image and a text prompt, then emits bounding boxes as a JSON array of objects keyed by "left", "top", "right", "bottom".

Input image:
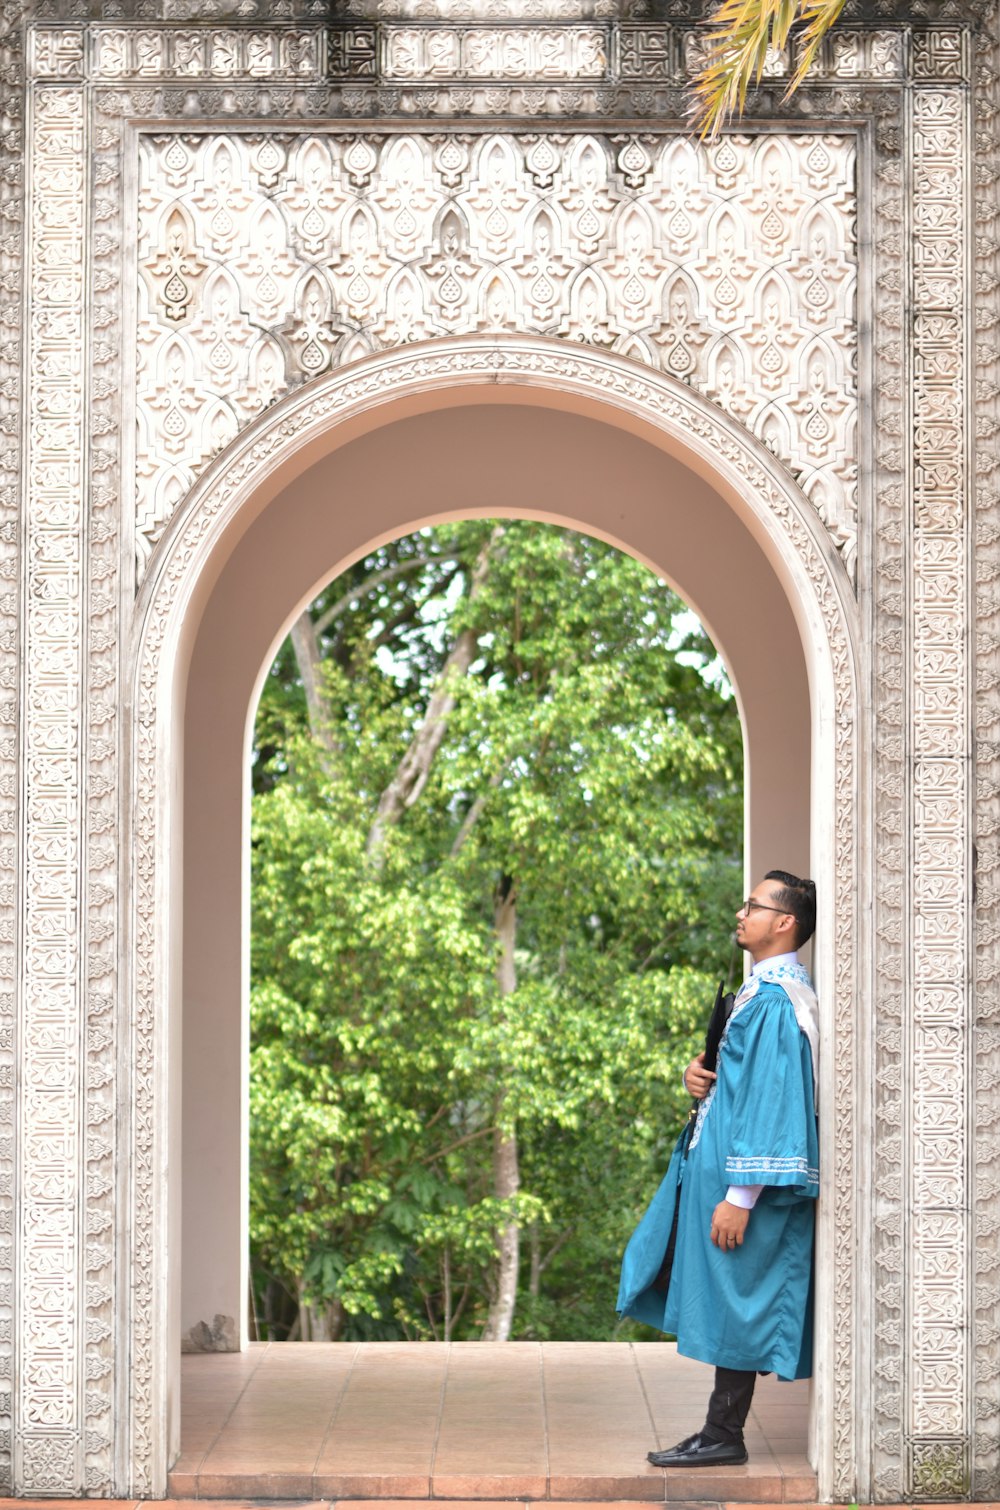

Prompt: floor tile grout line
[
  {"left": 310, "top": 1341, "right": 362, "bottom": 1497},
  {"left": 538, "top": 1341, "right": 551, "bottom": 1502},
  {"left": 427, "top": 1337, "right": 451, "bottom": 1494},
  {"left": 630, "top": 1340, "right": 664, "bottom": 1457},
  {"left": 186, "top": 1338, "right": 272, "bottom": 1486}
]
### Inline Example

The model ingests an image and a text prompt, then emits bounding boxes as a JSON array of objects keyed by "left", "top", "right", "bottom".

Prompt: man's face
[{"left": 735, "top": 880, "right": 795, "bottom": 956}]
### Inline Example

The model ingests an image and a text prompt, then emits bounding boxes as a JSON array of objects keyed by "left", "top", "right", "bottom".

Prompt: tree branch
[
  {"left": 313, "top": 554, "right": 438, "bottom": 639},
  {"left": 419, "top": 1125, "right": 495, "bottom": 1164},
  {"left": 368, "top": 567, "right": 462, "bottom": 653},
  {"left": 366, "top": 528, "right": 500, "bottom": 863},
  {"left": 536, "top": 1227, "right": 574, "bottom": 1278},
  {"left": 290, "top": 610, "right": 339, "bottom": 763},
  {"left": 450, "top": 764, "right": 508, "bottom": 858}
]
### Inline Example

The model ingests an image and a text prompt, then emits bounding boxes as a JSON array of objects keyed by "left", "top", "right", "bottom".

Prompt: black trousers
[{"left": 701, "top": 1366, "right": 758, "bottom": 1446}]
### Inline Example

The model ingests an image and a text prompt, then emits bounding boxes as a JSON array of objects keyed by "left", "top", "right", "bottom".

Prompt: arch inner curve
[{"left": 128, "top": 337, "right": 859, "bottom": 1500}]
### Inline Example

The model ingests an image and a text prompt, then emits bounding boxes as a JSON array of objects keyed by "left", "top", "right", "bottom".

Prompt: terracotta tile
[
  {"left": 318, "top": 1449, "right": 436, "bottom": 1472},
  {"left": 781, "top": 1476, "right": 817, "bottom": 1501},
  {"left": 327, "top": 1424, "right": 436, "bottom": 1444},
  {"left": 164, "top": 1472, "right": 199, "bottom": 1497},
  {"left": 661, "top": 1502, "right": 729, "bottom": 1510},
  {"left": 168, "top": 1454, "right": 205, "bottom": 1472},
  {"left": 313, "top": 1471, "right": 431, "bottom": 1497},
  {"left": 527, "top": 1502, "right": 665, "bottom": 1510},
  {"left": 152, "top": 1502, "right": 273, "bottom": 1510},
  {"left": 432, "top": 1472, "right": 548, "bottom": 1498},
  {"left": 664, "top": 1470, "right": 781, "bottom": 1502},
  {"left": 547, "top": 1437, "right": 660, "bottom": 1458},
  {"left": 433, "top": 1458, "right": 547, "bottom": 1479},
  {"left": 198, "top": 1452, "right": 319, "bottom": 1476},
  {"left": 434, "top": 1435, "right": 545, "bottom": 1453},
  {"left": 174, "top": 1340, "right": 818, "bottom": 1505},
  {"left": 318, "top": 1424, "right": 438, "bottom": 1466},
  {"left": 0, "top": 1503, "right": 138, "bottom": 1509},
  {"left": 547, "top": 1472, "right": 668, "bottom": 1501},
  {"left": 201, "top": 1429, "right": 323, "bottom": 1451},
  {"left": 196, "top": 1470, "right": 316, "bottom": 1498},
  {"left": 334, "top": 1502, "right": 518, "bottom": 1510}
]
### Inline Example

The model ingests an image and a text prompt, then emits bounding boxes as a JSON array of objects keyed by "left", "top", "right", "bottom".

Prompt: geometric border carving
[{"left": 132, "top": 129, "right": 860, "bottom": 573}]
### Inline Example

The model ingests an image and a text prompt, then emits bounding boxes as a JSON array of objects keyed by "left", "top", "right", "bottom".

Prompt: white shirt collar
[{"left": 751, "top": 950, "right": 799, "bottom": 976}]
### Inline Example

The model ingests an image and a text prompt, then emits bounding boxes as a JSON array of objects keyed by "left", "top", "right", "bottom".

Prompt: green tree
[{"left": 250, "top": 521, "right": 742, "bottom": 1342}]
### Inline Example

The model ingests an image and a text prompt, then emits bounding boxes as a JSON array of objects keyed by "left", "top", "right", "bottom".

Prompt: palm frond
[
  {"left": 689, "top": 0, "right": 846, "bottom": 139},
  {"left": 786, "top": 0, "right": 846, "bottom": 95}
]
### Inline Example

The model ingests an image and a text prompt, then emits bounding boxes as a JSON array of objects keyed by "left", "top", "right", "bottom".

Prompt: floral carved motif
[
  {"left": 972, "top": 2, "right": 1000, "bottom": 1499},
  {"left": 134, "top": 130, "right": 859, "bottom": 575},
  {"left": 869, "top": 87, "right": 907, "bottom": 1506},
  {"left": 17, "top": 84, "right": 87, "bottom": 1497},
  {"left": 904, "top": 85, "right": 971, "bottom": 1499},
  {"left": 0, "top": 4, "right": 23, "bottom": 1499}
]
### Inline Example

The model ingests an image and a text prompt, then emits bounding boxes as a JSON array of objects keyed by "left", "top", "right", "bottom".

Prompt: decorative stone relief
[
  {"left": 17, "top": 84, "right": 86, "bottom": 1498},
  {"left": 379, "top": 25, "right": 607, "bottom": 77},
  {"left": 905, "top": 84, "right": 971, "bottom": 1496},
  {"left": 870, "top": 84, "right": 907, "bottom": 1503},
  {"left": 973, "top": 4, "right": 1000, "bottom": 1501},
  {"left": 0, "top": 6, "right": 23, "bottom": 1499},
  {"left": 90, "top": 27, "right": 322, "bottom": 80},
  {"left": 83, "top": 87, "right": 123, "bottom": 1502},
  {"left": 134, "top": 130, "right": 858, "bottom": 573}
]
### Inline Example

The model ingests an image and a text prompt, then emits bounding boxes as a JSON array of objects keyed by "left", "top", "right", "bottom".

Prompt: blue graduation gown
[{"left": 617, "top": 979, "right": 818, "bottom": 1381}]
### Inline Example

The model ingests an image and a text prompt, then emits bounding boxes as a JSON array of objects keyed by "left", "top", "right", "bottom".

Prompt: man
[{"left": 617, "top": 870, "right": 818, "bottom": 1468}]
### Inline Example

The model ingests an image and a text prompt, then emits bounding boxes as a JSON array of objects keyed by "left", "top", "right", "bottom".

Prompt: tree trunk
[
  {"left": 366, "top": 529, "right": 498, "bottom": 864},
  {"left": 529, "top": 1221, "right": 541, "bottom": 1300},
  {"left": 290, "top": 609, "right": 338, "bottom": 759},
  {"left": 300, "top": 1298, "right": 345, "bottom": 1341},
  {"left": 484, "top": 880, "right": 520, "bottom": 1342}
]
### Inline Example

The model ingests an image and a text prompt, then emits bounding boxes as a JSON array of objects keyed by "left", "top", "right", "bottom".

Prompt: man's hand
[
  {"left": 683, "top": 1051, "right": 717, "bottom": 1100},
  {"left": 711, "top": 1200, "right": 750, "bottom": 1250}
]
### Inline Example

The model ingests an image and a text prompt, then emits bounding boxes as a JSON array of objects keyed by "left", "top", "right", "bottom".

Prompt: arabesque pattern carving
[
  {"left": 905, "top": 84, "right": 971, "bottom": 1498},
  {"left": 973, "top": 5, "right": 1000, "bottom": 1500},
  {"left": 0, "top": 6, "right": 24, "bottom": 1497},
  {"left": 17, "top": 84, "right": 86, "bottom": 1497},
  {"left": 134, "top": 130, "right": 858, "bottom": 572},
  {"left": 870, "top": 87, "right": 907, "bottom": 1506},
  {"left": 83, "top": 87, "right": 123, "bottom": 1501}
]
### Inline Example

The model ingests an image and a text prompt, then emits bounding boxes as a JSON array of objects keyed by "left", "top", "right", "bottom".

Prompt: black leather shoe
[{"left": 646, "top": 1432, "right": 748, "bottom": 1468}]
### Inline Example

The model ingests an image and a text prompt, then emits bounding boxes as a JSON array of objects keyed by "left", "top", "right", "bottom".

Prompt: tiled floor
[{"left": 171, "top": 1342, "right": 815, "bottom": 1502}]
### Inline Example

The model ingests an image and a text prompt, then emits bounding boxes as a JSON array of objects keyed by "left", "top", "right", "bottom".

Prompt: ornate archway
[{"left": 127, "top": 334, "right": 862, "bottom": 1498}]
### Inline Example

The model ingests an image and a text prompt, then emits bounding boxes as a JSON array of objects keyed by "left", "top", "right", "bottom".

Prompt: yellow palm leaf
[{"left": 689, "top": 0, "right": 846, "bottom": 138}]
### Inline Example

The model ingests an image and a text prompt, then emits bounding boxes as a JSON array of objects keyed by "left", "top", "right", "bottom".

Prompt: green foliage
[{"left": 249, "top": 521, "right": 742, "bottom": 1342}]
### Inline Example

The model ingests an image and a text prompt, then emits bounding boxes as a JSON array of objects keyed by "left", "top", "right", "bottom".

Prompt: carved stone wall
[
  {"left": 133, "top": 130, "right": 858, "bottom": 569},
  {"left": 972, "top": 2, "right": 1000, "bottom": 1500},
  {"left": 0, "top": 1, "right": 994, "bottom": 1501}
]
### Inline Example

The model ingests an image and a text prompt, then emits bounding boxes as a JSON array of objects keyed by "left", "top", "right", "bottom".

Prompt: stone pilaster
[{"left": 16, "top": 81, "right": 87, "bottom": 1496}]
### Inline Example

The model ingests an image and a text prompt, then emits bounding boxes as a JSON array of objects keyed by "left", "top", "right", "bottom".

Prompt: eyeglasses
[{"left": 740, "top": 898, "right": 791, "bottom": 917}]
